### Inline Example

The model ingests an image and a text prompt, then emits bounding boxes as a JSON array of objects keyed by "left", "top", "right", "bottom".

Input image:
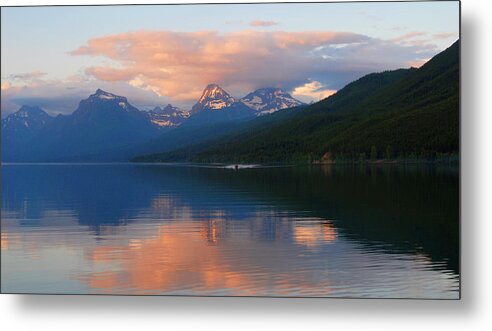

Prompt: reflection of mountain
[{"left": 2, "top": 164, "right": 458, "bottom": 274}]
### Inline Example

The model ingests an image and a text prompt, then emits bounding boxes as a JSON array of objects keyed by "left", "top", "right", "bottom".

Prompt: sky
[{"left": 1, "top": 1, "right": 460, "bottom": 117}]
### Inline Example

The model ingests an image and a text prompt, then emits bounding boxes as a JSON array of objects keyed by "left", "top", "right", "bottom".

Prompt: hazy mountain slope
[
  {"left": 33, "top": 85, "right": 308, "bottom": 162},
  {"left": 1, "top": 106, "right": 54, "bottom": 161},
  {"left": 12, "top": 90, "right": 160, "bottom": 161}
]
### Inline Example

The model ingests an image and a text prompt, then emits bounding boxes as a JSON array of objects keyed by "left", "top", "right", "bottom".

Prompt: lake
[{"left": 1, "top": 163, "right": 459, "bottom": 298}]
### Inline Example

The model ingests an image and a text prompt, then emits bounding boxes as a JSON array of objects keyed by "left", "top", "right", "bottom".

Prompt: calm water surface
[{"left": 1, "top": 163, "right": 459, "bottom": 298}]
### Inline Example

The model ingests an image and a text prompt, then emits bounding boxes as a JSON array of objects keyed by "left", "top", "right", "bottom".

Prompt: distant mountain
[
  {"left": 3, "top": 84, "right": 304, "bottom": 162},
  {"left": 240, "top": 88, "right": 305, "bottom": 115},
  {"left": 2, "top": 105, "right": 53, "bottom": 138},
  {"left": 148, "top": 104, "right": 190, "bottom": 128},
  {"left": 2, "top": 39, "right": 460, "bottom": 164},
  {"left": 185, "top": 84, "right": 255, "bottom": 126},
  {"left": 2, "top": 89, "right": 161, "bottom": 161},
  {"left": 134, "top": 40, "right": 459, "bottom": 163},
  {"left": 191, "top": 83, "right": 236, "bottom": 113},
  {"left": 1, "top": 106, "right": 54, "bottom": 160}
]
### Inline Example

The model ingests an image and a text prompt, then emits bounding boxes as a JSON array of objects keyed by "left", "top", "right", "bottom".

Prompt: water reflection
[
  {"left": 1, "top": 164, "right": 459, "bottom": 298},
  {"left": 293, "top": 220, "right": 337, "bottom": 248}
]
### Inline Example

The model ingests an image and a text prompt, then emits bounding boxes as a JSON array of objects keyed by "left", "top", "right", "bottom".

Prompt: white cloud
[{"left": 292, "top": 81, "right": 337, "bottom": 102}]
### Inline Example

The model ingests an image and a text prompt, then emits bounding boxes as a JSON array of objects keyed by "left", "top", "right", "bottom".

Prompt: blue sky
[{"left": 1, "top": 1, "right": 460, "bottom": 116}]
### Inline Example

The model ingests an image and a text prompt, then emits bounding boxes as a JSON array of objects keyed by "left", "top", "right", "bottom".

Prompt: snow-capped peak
[
  {"left": 16, "top": 105, "right": 47, "bottom": 117},
  {"left": 148, "top": 104, "right": 190, "bottom": 128},
  {"left": 2, "top": 105, "right": 53, "bottom": 131},
  {"left": 198, "top": 84, "right": 233, "bottom": 103},
  {"left": 240, "top": 87, "right": 305, "bottom": 116},
  {"left": 90, "top": 89, "right": 127, "bottom": 102},
  {"left": 74, "top": 89, "right": 139, "bottom": 115},
  {"left": 192, "top": 84, "right": 236, "bottom": 112}
]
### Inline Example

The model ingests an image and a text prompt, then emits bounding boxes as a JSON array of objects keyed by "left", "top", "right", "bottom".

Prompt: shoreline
[{"left": 2, "top": 158, "right": 459, "bottom": 167}]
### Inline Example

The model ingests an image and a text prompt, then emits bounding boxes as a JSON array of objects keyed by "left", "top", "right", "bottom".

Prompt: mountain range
[
  {"left": 148, "top": 104, "right": 190, "bottom": 128},
  {"left": 1, "top": 84, "right": 305, "bottom": 161},
  {"left": 2, "top": 40, "right": 459, "bottom": 163},
  {"left": 241, "top": 87, "right": 305, "bottom": 115}
]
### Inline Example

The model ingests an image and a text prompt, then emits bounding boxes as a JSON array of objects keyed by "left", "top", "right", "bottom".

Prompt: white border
[{"left": 2, "top": 0, "right": 491, "bottom": 330}]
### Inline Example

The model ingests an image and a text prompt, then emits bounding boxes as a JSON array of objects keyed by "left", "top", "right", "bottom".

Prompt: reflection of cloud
[
  {"left": 293, "top": 220, "right": 337, "bottom": 248},
  {"left": 84, "top": 223, "right": 255, "bottom": 295},
  {"left": 81, "top": 221, "right": 336, "bottom": 296},
  {"left": 2, "top": 201, "right": 459, "bottom": 297},
  {"left": 249, "top": 20, "right": 278, "bottom": 27},
  {"left": 201, "top": 212, "right": 226, "bottom": 245},
  {"left": 1, "top": 233, "right": 9, "bottom": 250}
]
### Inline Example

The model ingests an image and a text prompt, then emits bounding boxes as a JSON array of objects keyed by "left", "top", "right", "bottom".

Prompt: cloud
[
  {"left": 70, "top": 30, "right": 369, "bottom": 102},
  {"left": 1, "top": 76, "right": 173, "bottom": 117},
  {"left": 433, "top": 32, "right": 457, "bottom": 40},
  {"left": 2, "top": 29, "right": 447, "bottom": 116},
  {"left": 407, "top": 58, "right": 430, "bottom": 69},
  {"left": 1, "top": 82, "right": 13, "bottom": 90},
  {"left": 391, "top": 31, "right": 427, "bottom": 43},
  {"left": 292, "top": 80, "right": 336, "bottom": 102},
  {"left": 69, "top": 29, "right": 441, "bottom": 105},
  {"left": 1, "top": 83, "right": 23, "bottom": 116},
  {"left": 391, "top": 31, "right": 457, "bottom": 48},
  {"left": 249, "top": 20, "right": 278, "bottom": 27},
  {"left": 7, "top": 71, "right": 47, "bottom": 81}
]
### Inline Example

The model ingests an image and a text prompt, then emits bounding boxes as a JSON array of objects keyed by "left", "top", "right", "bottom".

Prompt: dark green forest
[{"left": 134, "top": 40, "right": 459, "bottom": 164}]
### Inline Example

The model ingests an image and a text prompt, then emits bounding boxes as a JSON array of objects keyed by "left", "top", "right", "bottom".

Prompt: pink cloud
[
  {"left": 391, "top": 31, "right": 457, "bottom": 48},
  {"left": 391, "top": 31, "right": 427, "bottom": 43},
  {"left": 433, "top": 32, "right": 457, "bottom": 40},
  {"left": 407, "top": 58, "right": 430, "bottom": 68},
  {"left": 70, "top": 30, "right": 369, "bottom": 102},
  {"left": 2, "top": 29, "right": 444, "bottom": 115}
]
